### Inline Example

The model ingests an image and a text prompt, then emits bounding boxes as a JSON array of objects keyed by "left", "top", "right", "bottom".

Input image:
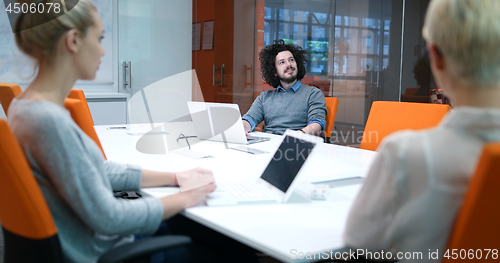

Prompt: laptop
[
  {"left": 187, "top": 101, "right": 270, "bottom": 145},
  {"left": 206, "top": 129, "right": 324, "bottom": 206}
]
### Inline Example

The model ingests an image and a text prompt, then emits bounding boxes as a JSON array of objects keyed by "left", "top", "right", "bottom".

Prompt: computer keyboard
[
  {"left": 247, "top": 136, "right": 270, "bottom": 143},
  {"left": 221, "top": 181, "right": 275, "bottom": 199}
]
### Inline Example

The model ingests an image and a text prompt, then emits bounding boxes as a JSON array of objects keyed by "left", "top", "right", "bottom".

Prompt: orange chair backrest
[
  {"left": 0, "top": 119, "right": 57, "bottom": 240},
  {"left": 302, "top": 75, "right": 314, "bottom": 86},
  {"left": 323, "top": 97, "right": 339, "bottom": 138},
  {"left": 67, "top": 89, "right": 94, "bottom": 126},
  {"left": 443, "top": 143, "right": 500, "bottom": 262},
  {"left": 312, "top": 80, "right": 331, "bottom": 97},
  {"left": 0, "top": 83, "right": 22, "bottom": 116},
  {"left": 361, "top": 101, "right": 451, "bottom": 151},
  {"left": 64, "top": 98, "right": 107, "bottom": 159}
]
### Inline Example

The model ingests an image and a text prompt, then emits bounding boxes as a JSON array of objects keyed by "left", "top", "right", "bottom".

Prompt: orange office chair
[
  {"left": 0, "top": 119, "right": 191, "bottom": 263},
  {"left": 0, "top": 83, "right": 22, "bottom": 116},
  {"left": 312, "top": 80, "right": 331, "bottom": 97},
  {"left": 323, "top": 97, "right": 339, "bottom": 141},
  {"left": 64, "top": 98, "right": 107, "bottom": 159},
  {"left": 255, "top": 122, "right": 264, "bottom": 132},
  {"left": 67, "top": 88, "right": 94, "bottom": 126},
  {"left": 443, "top": 143, "right": 500, "bottom": 263},
  {"left": 360, "top": 101, "right": 451, "bottom": 151},
  {"left": 301, "top": 75, "right": 314, "bottom": 86}
]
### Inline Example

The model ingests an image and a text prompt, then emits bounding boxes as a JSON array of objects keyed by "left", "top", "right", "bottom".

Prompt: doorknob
[
  {"left": 123, "top": 61, "right": 131, "bottom": 89},
  {"left": 213, "top": 64, "right": 224, "bottom": 86},
  {"left": 245, "top": 65, "right": 253, "bottom": 87},
  {"left": 370, "top": 70, "right": 380, "bottom": 88}
]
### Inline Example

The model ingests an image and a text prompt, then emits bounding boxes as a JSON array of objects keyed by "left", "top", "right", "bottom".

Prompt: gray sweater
[
  {"left": 8, "top": 99, "right": 163, "bottom": 263},
  {"left": 242, "top": 82, "right": 327, "bottom": 135}
]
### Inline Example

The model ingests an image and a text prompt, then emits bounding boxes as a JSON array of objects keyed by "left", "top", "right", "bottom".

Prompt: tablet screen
[{"left": 261, "top": 135, "right": 315, "bottom": 192}]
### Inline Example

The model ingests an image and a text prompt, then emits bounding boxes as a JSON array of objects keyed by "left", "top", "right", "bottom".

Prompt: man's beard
[{"left": 278, "top": 68, "right": 298, "bottom": 84}]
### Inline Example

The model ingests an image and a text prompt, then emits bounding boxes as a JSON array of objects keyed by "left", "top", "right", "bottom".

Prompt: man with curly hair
[{"left": 242, "top": 40, "right": 327, "bottom": 136}]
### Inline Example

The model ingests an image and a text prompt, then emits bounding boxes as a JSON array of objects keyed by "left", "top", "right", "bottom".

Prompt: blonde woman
[
  {"left": 8, "top": 0, "right": 256, "bottom": 262},
  {"left": 343, "top": 0, "right": 500, "bottom": 262}
]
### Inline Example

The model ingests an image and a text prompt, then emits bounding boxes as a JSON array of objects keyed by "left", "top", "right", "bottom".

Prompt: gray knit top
[
  {"left": 8, "top": 99, "right": 163, "bottom": 263},
  {"left": 242, "top": 81, "right": 327, "bottom": 135}
]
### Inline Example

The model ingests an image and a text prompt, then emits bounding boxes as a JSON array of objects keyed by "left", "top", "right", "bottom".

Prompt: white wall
[
  {"left": 0, "top": 0, "right": 193, "bottom": 125},
  {"left": 119, "top": 0, "right": 193, "bottom": 124},
  {"left": 0, "top": 0, "right": 117, "bottom": 93}
]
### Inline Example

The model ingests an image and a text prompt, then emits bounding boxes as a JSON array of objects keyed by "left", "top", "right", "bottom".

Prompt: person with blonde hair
[
  {"left": 8, "top": 0, "right": 256, "bottom": 262},
  {"left": 343, "top": 0, "right": 500, "bottom": 262}
]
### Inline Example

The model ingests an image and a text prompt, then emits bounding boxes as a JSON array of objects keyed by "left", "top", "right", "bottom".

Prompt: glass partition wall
[
  {"left": 193, "top": 0, "right": 432, "bottom": 143},
  {"left": 261, "top": 0, "right": 402, "bottom": 129}
]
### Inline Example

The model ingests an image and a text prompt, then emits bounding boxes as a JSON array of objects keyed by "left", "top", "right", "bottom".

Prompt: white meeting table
[{"left": 95, "top": 122, "right": 378, "bottom": 262}]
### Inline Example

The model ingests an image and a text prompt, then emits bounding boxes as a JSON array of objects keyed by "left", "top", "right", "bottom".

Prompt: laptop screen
[{"left": 261, "top": 135, "right": 316, "bottom": 192}]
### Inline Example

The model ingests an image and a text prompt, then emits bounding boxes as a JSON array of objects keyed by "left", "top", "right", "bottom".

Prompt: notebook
[
  {"left": 187, "top": 101, "right": 270, "bottom": 145},
  {"left": 206, "top": 129, "right": 323, "bottom": 206}
]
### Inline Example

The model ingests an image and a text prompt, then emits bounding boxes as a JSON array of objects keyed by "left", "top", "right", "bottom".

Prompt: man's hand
[
  {"left": 301, "top": 123, "right": 322, "bottom": 136},
  {"left": 243, "top": 119, "right": 252, "bottom": 136}
]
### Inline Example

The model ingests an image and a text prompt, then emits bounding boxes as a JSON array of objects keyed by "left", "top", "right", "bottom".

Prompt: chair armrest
[{"left": 97, "top": 235, "right": 191, "bottom": 263}]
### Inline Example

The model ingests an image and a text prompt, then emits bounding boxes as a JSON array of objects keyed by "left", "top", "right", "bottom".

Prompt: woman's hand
[
  {"left": 177, "top": 182, "right": 217, "bottom": 208},
  {"left": 160, "top": 168, "right": 216, "bottom": 219},
  {"left": 175, "top": 167, "right": 215, "bottom": 192}
]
